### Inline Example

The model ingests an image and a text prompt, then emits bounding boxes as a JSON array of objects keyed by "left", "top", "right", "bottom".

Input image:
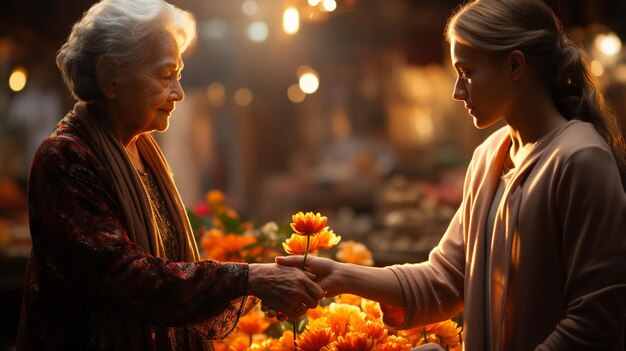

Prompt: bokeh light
[
  {"left": 247, "top": 21, "right": 269, "bottom": 42},
  {"left": 241, "top": 0, "right": 258, "bottom": 16},
  {"left": 234, "top": 88, "right": 254, "bottom": 106},
  {"left": 594, "top": 32, "right": 622, "bottom": 56},
  {"left": 207, "top": 82, "right": 226, "bottom": 106},
  {"left": 287, "top": 84, "right": 306, "bottom": 103},
  {"left": 8, "top": 67, "right": 27, "bottom": 92},
  {"left": 283, "top": 7, "right": 300, "bottom": 35}
]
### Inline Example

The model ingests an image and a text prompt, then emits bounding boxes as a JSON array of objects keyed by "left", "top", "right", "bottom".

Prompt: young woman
[{"left": 277, "top": 0, "right": 626, "bottom": 349}]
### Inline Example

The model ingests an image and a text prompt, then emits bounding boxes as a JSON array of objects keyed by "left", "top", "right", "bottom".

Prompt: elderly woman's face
[{"left": 113, "top": 33, "right": 184, "bottom": 136}]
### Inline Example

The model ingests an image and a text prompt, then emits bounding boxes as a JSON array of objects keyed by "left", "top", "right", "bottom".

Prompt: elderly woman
[{"left": 17, "top": 0, "right": 323, "bottom": 350}]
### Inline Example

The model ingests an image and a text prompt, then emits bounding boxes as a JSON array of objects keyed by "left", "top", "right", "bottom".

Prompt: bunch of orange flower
[
  {"left": 193, "top": 191, "right": 464, "bottom": 350},
  {"left": 214, "top": 293, "right": 464, "bottom": 351},
  {"left": 190, "top": 190, "right": 288, "bottom": 263}
]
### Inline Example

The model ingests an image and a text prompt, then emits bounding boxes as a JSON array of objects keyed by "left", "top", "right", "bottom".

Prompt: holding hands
[{"left": 247, "top": 263, "right": 324, "bottom": 320}]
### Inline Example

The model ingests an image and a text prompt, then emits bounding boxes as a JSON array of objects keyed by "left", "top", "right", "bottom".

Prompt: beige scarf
[
  {"left": 73, "top": 102, "right": 225, "bottom": 350},
  {"left": 74, "top": 102, "right": 199, "bottom": 262}
]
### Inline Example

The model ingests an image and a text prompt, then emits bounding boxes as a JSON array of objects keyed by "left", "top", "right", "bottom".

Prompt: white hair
[{"left": 56, "top": 0, "right": 196, "bottom": 102}]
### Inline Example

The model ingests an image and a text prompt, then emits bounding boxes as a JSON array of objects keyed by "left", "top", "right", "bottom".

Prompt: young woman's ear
[
  {"left": 95, "top": 56, "right": 118, "bottom": 99},
  {"left": 508, "top": 50, "right": 525, "bottom": 81}
]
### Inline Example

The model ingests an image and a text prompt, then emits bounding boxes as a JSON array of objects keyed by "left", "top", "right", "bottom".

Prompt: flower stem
[
  {"left": 302, "top": 235, "right": 311, "bottom": 269},
  {"left": 293, "top": 235, "right": 311, "bottom": 351},
  {"left": 293, "top": 319, "right": 298, "bottom": 350}
]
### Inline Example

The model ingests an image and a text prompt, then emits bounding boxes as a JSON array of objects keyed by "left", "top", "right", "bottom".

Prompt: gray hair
[{"left": 57, "top": 0, "right": 196, "bottom": 102}]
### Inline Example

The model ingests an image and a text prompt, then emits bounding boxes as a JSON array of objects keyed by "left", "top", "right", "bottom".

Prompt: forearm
[{"left": 336, "top": 263, "right": 405, "bottom": 307}]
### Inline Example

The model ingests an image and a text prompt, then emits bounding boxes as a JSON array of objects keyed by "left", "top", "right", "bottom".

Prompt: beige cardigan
[{"left": 386, "top": 120, "right": 626, "bottom": 350}]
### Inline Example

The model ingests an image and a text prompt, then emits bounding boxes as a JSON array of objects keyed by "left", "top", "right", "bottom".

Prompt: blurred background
[{"left": 1, "top": 0, "right": 625, "bottom": 349}]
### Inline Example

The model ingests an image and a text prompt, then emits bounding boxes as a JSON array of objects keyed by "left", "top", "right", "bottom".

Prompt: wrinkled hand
[
  {"left": 275, "top": 255, "right": 341, "bottom": 297},
  {"left": 247, "top": 263, "right": 324, "bottom": 320}
]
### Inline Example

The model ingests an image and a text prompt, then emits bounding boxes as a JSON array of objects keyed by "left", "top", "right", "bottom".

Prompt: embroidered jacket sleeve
[{"left": 28, "top": 125, "right": 249, "bottom": 327}]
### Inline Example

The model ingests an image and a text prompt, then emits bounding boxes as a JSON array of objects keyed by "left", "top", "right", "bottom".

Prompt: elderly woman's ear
[{"left": 96, "top": 56, "right": 118, "bottom": 99}]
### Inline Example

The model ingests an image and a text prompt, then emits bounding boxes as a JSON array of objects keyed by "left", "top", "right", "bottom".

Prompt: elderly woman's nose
[{"left": 171, "top": 80, "right": 184, "bottom": 102}]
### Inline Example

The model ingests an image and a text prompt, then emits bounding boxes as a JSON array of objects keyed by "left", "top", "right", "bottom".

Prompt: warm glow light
[
  {"left": 207, "top": 82, "right": 226, "bottom": 106},
  {"left": 590, "top": 60, "right": 604, "bottom": 77},
  {"left": 241, "top": 0, "right": 258, "bottom": 16},
  {"left": 595, "top": 32, "right": 622, "bottom": 56},
  {"left": 308, "top": 0, "right": 321, "bottom": 5},
  {"left": 299, "top": 72, "right": 319, "bottom": 94},
  {"left": 247, "top": 21, "right": 269, "bottom": 42},
  {"left": 283, "top": 7, "right": 300, "bottom": 35},
  {"left": 321, "top": 0, "right": 337, "bottom": 12},
  {"left": 234, "top": 88, "right": 253, "bottom": 106},
  {"left": 287, "top": 84, "right": 306, "bottom": 103},
  {"left": 8, "top": 67, "right": 27, "bottom": 92}
]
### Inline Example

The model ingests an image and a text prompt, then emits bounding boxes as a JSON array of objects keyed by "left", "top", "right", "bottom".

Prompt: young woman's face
[
  {"left": 450, "top": 38, "right": 515, "bottom": 129},
  {"left": 113, "top": 33, "right": 185, "bottom": 137}
]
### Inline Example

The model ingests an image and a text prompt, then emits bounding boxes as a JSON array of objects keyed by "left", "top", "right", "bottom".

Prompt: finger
[
  {"left": 275, "top": 255, "right": 304, "bottom": 267},
  {"left": 305, "top": 281, "right": 325, "bottom": 301},
  {"left": 304, "top": 271, "right": 317, "bottom": 280}
]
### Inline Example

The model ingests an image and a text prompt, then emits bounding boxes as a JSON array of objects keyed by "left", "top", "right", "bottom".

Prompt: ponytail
[{"left": 552, "top": 33, "right": 626, "bottom": 187}]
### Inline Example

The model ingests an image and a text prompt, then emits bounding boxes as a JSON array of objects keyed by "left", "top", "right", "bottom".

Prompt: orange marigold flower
[
  {"left": 352, "top": 320, "right": 387, "bottom": 341},
  {"left": 328, "top": 332, "right": 375, "bottom": 351},
  {"left": 433, "top": 319, "right": 461, "bottom": 347},
  {"left": 307, "top": 304, "right": 328, "bottom": 320},
  {"left": 291, "top": 211, "right": 327, "bottom": 236},
  {"left": 336, "top": 294, "right": 362, "bottom": 307},
  {"left": 307, "top": 316, "right": 334, "bottom": 334},
  {"left": 226, "top": 335, "right": 249, "bottom": 351},
  {"left": 325, "top": 303, "right": 366, "bottom": 337},
  {"left": 282, "top": 233, "right": 320, "bottom": 255},
  {"left": 237, "top": 306, "right": 270, "bottom": 335},
  {"left": 206, "top": 189, "right": 225, "bottom": 206},
  {"left": 361, "top": 299, "right": 382, "bottom": 321},
  {"left": 316, "top": 229, "right": 341, "bottom": 250},
  {"left": 298, "top": 327, "right": 335, "bottom": 351},
  {"left": 273, "top": 331, "right": 295, "bottom": 351},
  {"left": 375, "top": 335, "right": 413, "bottom": 351},
  {"left": 336, "top": 240, "right": 374, "bottom": 266}
]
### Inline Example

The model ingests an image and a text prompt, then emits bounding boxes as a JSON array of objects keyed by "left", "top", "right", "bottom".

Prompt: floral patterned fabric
[{"left": 17, "top": 112, "right": 249, "bottom": 350}]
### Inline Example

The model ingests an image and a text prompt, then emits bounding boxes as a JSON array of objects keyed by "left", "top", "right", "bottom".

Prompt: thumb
[{"left": 275, "top": 255, "right": 304, "bottom": 266}]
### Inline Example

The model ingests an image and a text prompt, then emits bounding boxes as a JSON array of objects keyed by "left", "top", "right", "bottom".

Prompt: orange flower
[
  {"left": 328, "top": 332, "right": 375, "bottom": 351},
  {"left": 273, "top": 331, "right": 295, "bottom": 351},
  {"left": 227, "top": 335, "right": 250, "bottom": 351},
  {"left": 336, "top": 240, "right": 373, "bottom": 266},
  {"left": 282, "top": 233, "right": 319, "bottom": 255},
  {"left": 361, "top": 299, "right": 382, "bottom": 321},
  {"left": 336, "top": 294, "right": 362, "bottom": 307},
  {"left": 433, "top": 319, "right": 462, "bottom": 347},
  {"left": 206, "top": 189, "right": 225, "bottom": 206},
  {"left": 352, "top": 320, "right": 387, "bottom": 341},
  {"left": 298, "top": 327, "right": 335, "bottom": 351},
  {"left": 375, "top": 335, "right": 413, "bottom": 351},
  {"left": 325, "top": 303, "right": 365, "bottom": 337},
  {"left": 307, "top": 304, "right": 328, "bottom": 320},
  {"left": 237, "top": 306, "right": 270, "bottom": 335},
  {"left": 316, "top": 229, "right": 341, "bottom": 250},
  {"left": 291, "top": 211, "right": 327, "bottom": 236}
]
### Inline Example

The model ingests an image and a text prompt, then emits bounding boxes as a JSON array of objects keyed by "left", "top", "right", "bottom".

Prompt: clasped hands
[{"left": 247, "top": 255, "right": 337, "bottom": 321}]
